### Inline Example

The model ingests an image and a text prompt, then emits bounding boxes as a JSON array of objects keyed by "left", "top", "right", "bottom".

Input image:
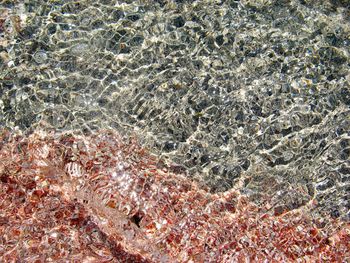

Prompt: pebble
[{"left": 34, "top": 51, "right": 48, "bottom": 64}]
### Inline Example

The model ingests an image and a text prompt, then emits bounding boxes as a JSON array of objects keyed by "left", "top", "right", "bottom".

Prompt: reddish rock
[{"left": 0, "top": 129, "right": 349, "bottom": 262}]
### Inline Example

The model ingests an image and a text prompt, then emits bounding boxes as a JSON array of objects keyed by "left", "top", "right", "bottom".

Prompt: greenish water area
[{"left": 1, "top": 0, "right": 350, "bottom": 221}]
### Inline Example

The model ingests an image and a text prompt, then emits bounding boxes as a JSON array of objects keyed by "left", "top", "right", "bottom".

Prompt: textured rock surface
[
  {"left": 1, "top": 2, "right": 349, "bottom": 217},
  {"left": 0, "top": 130, "right": 349, "bottom": 262},
  {"left": 0, "top": 0, "right": 350, "bottom": 260}
]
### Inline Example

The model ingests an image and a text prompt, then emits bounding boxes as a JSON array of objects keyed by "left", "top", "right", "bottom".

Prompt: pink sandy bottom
[{"left": 0, "top": 129, "right": 349, "bottom": 262}]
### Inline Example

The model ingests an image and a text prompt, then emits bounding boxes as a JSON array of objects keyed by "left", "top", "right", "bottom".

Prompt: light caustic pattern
[{"left": 0, "top": 130, "right": 349, "bottom": 262}]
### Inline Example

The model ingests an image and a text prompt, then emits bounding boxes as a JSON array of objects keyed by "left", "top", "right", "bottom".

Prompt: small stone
[
  {"left": 111, "top": 10, "right": 124, "bottom": 22},
  {"left": 33, "top": 51, "right": 48, "bottom": 64},
  {"left": 339, "top": 87, "right": 350, "bottom": 106},
  {"left": 215, "top": 35, "right": 224, "bottom": 46},
  {"left": 127, "top": 14, "right": 140, "bottom": 22},
  {"left": 129, "top": 35, "right": 144, "bottom": 46},
  {"left": 164, "top": 142, "right": 177, "bottom": 152},
  {"left": 173, "top": 16, "right": 185, "bottom": 27}
]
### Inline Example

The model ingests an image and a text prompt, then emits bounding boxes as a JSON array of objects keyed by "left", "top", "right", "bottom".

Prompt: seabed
[{"left": 0, "top": 0, "right": 350, "bottom": 262}]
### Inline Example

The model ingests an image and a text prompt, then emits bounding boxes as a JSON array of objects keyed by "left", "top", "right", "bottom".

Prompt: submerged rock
[{"left": 0, "top": 129, "right": 349, "bottom": 262}]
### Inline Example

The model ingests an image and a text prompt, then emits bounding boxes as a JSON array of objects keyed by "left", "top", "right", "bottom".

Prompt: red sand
[{"left": 0, "top": 129, "right": 349, "bottom": 262}]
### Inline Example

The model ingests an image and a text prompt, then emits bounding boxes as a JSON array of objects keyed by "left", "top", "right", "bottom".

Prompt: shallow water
[{"left": 1, "top": 0, "right": 350, "bottom": 223}]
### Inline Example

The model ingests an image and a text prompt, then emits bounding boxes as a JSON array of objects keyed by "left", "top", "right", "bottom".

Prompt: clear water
[{"left": 1, "top": 0, "right": 350, "bottom": 221}]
